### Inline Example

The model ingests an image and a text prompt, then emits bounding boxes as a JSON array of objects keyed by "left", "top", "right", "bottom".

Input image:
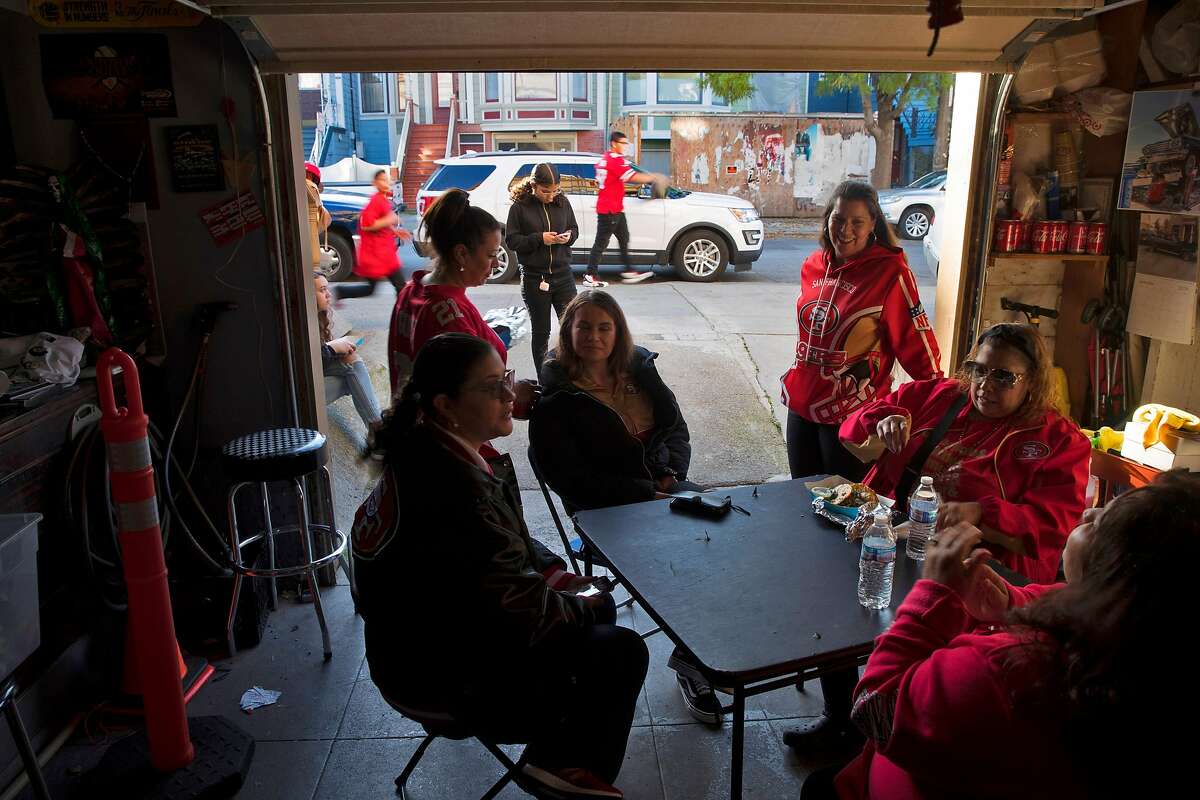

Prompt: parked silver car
[{"left": 878, "top": 170, "right": 945, "bottom": 240}]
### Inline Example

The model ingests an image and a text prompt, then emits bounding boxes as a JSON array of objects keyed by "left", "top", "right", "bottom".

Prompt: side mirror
[{"left": 637, "top": 184, "right": 654, "bottom": 200}]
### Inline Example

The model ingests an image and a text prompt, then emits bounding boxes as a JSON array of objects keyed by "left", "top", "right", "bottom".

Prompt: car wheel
[
  {"left": 488, "top": 245, "right": 519, "bottom": 284},
  {"left": 320, "top": 232, "right": 355, "bottom": 281},
  {"left": 898, "top": 207, "right": 932, "bottom": 240},
  {"left": 672, "top": 229, "right": 728, "bottom": 282}
]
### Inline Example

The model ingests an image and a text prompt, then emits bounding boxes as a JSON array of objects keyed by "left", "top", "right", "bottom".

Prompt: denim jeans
[{"left": 324, "top": 358, "right": 381, "bottom": 427}]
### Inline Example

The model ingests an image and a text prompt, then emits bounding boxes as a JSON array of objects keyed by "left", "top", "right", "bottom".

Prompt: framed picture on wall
[
  {"left": 40, "top": 33, "right": 177, "bottom": 118},
  {"left": 165, "top": 125, "right": 224, "bottom": 193}
]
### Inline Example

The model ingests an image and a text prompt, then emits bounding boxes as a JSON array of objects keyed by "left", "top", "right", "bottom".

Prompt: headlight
[{"left": 730, "top": 207, "right": 760, "bottom": 223}]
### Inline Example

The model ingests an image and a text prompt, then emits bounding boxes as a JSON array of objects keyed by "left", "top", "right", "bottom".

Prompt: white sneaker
[
  {"left": 619, "top": 271, "right": 652, "bottom": 284},
  {"left": 583, "top": 275, "right": 608, "bottom": 288}
]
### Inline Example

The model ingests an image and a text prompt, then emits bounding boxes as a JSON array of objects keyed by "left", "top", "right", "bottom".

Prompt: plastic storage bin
[{"left": 0, "top": 513, "right": 42, "bottom": 679}]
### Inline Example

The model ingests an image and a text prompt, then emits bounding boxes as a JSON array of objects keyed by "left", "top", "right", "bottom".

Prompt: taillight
[{"left": 417, "top": 196, "right": 428, "bottom": 216}]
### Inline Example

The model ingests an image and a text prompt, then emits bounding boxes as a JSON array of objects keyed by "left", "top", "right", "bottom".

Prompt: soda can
[
  {"left": 1068, "top": 221, "right": 1090, "bottom": 253},
  {"left": 1018, "top": 219, "right": 1033, "bottom": 251},
  {"left": 1086, "top": 222, "right": 1107, "bottom": 255},
  {"left": 993, "top": 219, "right": 1022, "bottom": 253},
  {"left": 1031, "top": 221, "right": 1056, "bottom": 254},
  {"left": 1050, "top": 221, "right": 1070, "bottom": 253}
]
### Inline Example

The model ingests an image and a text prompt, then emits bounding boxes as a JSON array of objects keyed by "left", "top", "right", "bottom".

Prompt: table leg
[
  {"left": 1, "top": 680, "right": 52, "bottom": 800},
  {"left": 730, "top": 686, "right": 745, "bottom": 799}
]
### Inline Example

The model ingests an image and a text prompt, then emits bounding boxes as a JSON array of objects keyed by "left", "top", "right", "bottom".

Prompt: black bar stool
[{"left": 221, "top": 428, "right": 348, "bottom": 661}]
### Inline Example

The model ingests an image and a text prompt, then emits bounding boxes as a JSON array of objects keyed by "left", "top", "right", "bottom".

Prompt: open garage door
[{"left": 186, "top": 1, "right": 1099, "bottom": 74}]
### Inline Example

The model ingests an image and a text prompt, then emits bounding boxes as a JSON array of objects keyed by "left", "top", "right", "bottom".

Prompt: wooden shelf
[
  {"left": 990, "top": 252, "right": 1108, "bottom": 262},
  {"left": 1007, "top": 112, "right": 1075, "bottom": 124}
]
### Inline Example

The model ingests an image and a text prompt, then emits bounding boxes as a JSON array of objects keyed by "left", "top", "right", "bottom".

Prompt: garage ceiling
[{"left": 187, "top": 0, "right": 1102, "bottom": 73}]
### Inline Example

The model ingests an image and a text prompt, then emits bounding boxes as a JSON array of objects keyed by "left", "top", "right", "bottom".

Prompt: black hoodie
[
  {"left": 504, "top": 192, "right": 579, "bottom": 277},
  {"left": 530, "top": 346, "right": 691, "bottom": 512}
]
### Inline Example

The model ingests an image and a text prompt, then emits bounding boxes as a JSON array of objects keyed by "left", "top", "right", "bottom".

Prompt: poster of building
[
  {"left": 40, "top": 33, "right": 176, "bottom": 118},
  {"left": 1118, "top": 90, "right": 1200, "bottom": 217},
  {"left": 1127, "top": 214, "right": 1199, "bottom": 344}
]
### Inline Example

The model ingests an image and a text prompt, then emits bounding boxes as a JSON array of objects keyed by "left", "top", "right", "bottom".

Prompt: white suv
[{"left": 414, "top": 151, "right": 764, "bottom": 283}]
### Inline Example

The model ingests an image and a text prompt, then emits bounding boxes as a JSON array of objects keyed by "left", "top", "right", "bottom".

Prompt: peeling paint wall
[{"left": 667, "top": 115, "right": 875, "bottom": 217}]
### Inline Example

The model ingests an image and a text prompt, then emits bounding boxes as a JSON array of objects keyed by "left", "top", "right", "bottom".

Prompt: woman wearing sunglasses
[
  {"left": 840, "top": 322, "right": 1091, "bottom": 584},
  {"left": 355, "top": 333, "right": 648, "bottom": 800},
  {"left": 506, "top": 163, "right": 580, "bottom": 376}
]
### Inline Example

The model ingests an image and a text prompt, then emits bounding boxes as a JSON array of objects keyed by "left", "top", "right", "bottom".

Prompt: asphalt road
[{"left": 322, "top": 224, "right": 937, "bottom": 546}]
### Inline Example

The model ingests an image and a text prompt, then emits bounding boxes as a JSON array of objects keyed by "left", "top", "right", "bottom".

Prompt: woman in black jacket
[
  {"left": 529, "top": 291, "right": 720, "bottom": 725},
  {"left": 506, "top": 163, "right": 579, "bottom": 376},
  {"left": 354, "top": 333, "right": 648, "bottom": 800}
]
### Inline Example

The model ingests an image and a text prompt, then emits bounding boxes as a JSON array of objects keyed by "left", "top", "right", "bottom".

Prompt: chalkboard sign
[{"left": 165, "top": 125, "right": 224, "bottom": 193}]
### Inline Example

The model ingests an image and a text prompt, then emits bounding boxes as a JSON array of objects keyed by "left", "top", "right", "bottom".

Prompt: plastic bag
[
  {"left": 1152, "top": 0, "right": 1200, "bottom": 76},
  {"left": 1012, "top": 173, "right": 1046, "bottom": 222},
  {"left": 1060, "top": 88, "right": 1133, "bottom": 137}
]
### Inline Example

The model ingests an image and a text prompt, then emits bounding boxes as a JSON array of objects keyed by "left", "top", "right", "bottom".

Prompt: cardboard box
[{"left": 1120, "top": 419, "right": 1200, "bottom": 471}]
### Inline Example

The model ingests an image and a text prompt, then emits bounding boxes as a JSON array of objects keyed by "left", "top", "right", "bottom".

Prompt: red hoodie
[
  {"left": 835, "top": 579, "right": 1084, "bottom": 799},
  {"left": 781, "top": 244, "right": 942, "bottom": 425},
  {"left": 839, "top": 378, "right": 1091, "bottom": 583}
]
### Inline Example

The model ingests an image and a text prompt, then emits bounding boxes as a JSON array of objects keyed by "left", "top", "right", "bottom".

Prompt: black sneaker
[
  {"left": 675, "top": 674, "right": 722, "bottom": 725},
  {"left": 782, "top": 714, "right": 865, "bottom": 754}
]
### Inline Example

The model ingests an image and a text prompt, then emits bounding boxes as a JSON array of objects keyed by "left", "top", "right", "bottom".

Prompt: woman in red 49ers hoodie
[
  {"left": 829, "top": 473, "right": 1199, "bottom": 800},
  {"left": 781, "top": 181, "right": 942, "bottom": 484}
]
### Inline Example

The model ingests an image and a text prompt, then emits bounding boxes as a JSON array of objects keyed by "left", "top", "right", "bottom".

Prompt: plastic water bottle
[
  {"left": 858, "top": 511, "right": 896, "bottom": 610},
  {"left": 906, "top": 476, "right": 940, "bottom": 561}
]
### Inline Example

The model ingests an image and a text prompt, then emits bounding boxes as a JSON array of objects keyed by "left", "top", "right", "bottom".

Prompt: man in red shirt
[
  {"left": 584, "top": 131, "right": 666, "bottom": 288},
  {"left": 335, "top": 169, "right": 411, "bottom": 300}
]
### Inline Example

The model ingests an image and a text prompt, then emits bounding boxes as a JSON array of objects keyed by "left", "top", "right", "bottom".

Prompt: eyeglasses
[
  {"left": 962, "top": 360, "right": 1026, "bottom": 389},
  {"left": 466, "top": 369, "right": 515, "bottom": 399}
]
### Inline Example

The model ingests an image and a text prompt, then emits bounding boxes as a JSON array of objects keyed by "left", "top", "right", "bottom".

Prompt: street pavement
[{"left": 323, "top": 220, "right": 935, "bottom": 542}]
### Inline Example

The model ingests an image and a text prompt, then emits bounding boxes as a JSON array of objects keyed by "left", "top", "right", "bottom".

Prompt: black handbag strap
[{"left": 893, "top": 391, "right": 968, "bottom": 515}]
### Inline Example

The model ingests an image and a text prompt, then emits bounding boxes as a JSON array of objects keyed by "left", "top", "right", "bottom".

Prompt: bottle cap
[{"left": 920, "top": 475, "right": 933, "bottom": 485}]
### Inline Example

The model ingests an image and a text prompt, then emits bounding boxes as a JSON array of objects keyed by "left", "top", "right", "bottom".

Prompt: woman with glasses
[
  {"left": 356, "top": 333, "right": 648, "bottom": 800},
  {"left": 506, "top": 163, "right": 580, "bottom": 376},
  {"left": 840, "top": 322, "right": 1091, "bottom": 583}
]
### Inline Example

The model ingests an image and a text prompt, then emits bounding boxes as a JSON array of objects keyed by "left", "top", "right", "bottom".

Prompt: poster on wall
[
  {"left": 1126, "top": 214, "right": 1199, "bottom": 345},
  {"left": 40, "top": 33, "right": 176, "bottom": 118},
  {"left": 29, "top": 1, "right": 205, "bottom": 28},
  {"left": 165, "top": 125, "right": 224, "bottom": 193},
  {"left": 1118, "top": 90, "right": 1200, "bottom": 217},
  {"left": 200, "top": 192, "right": 266, "bottom": 246}
]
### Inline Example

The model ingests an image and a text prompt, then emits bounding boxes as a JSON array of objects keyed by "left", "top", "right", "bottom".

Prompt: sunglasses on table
[
  {"left": 962, "top": 361, "right": 1026, "bottom": 389},
  {"left": 466, "top": 369, "right": 516, "bottom": 399}
]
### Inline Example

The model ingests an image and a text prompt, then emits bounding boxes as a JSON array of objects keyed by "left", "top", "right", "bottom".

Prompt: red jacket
[
  {"left": 836, "top": 579, "right": 1082, "bottom": 799},
  {"left": 356, "top": 192, "right": 400, "bottom": 278},
  {"left": 388, "top": 270, "right": 507, "bottom": 401},
  {"left": 781, "top": 244, "right": 942, "bottom": 425},
  {"left": 839, "top": 378, "right": 1091, "bottom": 583}
]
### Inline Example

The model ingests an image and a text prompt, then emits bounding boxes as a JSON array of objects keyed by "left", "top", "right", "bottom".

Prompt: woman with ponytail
[
  {"left": 354, "top": 333, "right": 648, "bottom": 800},
  {"left": 506, "top": 163, "right": 579, "bottom": 375},
  {"left": 387, "top": 188, "right": 509, "bottom": 402}
]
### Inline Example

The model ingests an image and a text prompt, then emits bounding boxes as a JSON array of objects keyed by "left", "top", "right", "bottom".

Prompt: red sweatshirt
[
  {"left": 839, "top": 378, "right": 1090, "bottom": 583},
  {"left": 388, "top": 270, "right": 507, "bottom": 402},
  {"left": 781, "top": 244, "right": 942, "bottom": 425},
  {"left": 356, "top": 192, "right": 400, "bottom": 279},
  {"left": 836, "top": 579, "right": 1082, "bottom": 799}
]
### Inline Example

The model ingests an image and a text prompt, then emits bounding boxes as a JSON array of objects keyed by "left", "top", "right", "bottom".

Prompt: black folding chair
[{"left": 381, "top": 694, "right": 530, "bottom": 800}]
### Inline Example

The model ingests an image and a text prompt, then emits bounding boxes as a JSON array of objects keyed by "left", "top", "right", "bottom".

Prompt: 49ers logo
[
  {"left": 352, "top": 471, "right": 400, "bottom": 559},
  {"left": 1015, "top": 441, "right": 1051, "bottom": 461},
  {"left": 799, "top": 300, "right": 840, "bottom": 336}
]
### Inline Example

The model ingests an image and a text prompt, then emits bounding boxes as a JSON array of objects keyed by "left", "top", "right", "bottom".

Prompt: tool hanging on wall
[{"left": 1082, "top": 298, "right": 1127, "bottom": 428}]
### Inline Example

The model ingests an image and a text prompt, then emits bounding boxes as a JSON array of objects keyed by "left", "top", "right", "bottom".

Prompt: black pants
[
  {"left": 521, "top": 268, "right": 577, "bottom": 378},
  {"left": 334, "top": 268, "right": 405, "bottom": 299},
  {"left": 785, "top": 411, "right": 868, "bottom": 483},
  {"left": 587, "top": 212, "right": 630, "bottom": 276},
  {"left": 786, "top": 412, "right": 866, "bottom": 724},
  {"left": 451, "top": 618, "right": 648, "bottom": 783}
]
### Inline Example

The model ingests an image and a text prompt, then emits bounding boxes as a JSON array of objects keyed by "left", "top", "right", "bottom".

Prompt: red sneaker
[{"left": 520, "top": 764, "right": 623, "bottom": 798}]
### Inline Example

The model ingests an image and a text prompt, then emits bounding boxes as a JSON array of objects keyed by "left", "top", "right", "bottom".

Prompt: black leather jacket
[
  {"left": 504, "top": 193, "right": 579, "bottom": 277},
  {"left": 352, "top": 424, "right": 602, "bottom": 707},
  {"left": 531, "top": 346, "right": 691, "bottom": 511}
]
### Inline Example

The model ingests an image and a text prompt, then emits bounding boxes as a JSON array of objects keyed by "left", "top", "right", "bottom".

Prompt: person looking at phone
[
  {"left": 506, "top": 163, "right": 580, "bottom": 376},
  {"left": 355, "top": 334, "right": 647, "bottom": 800},
  {"left": 822, "top": 472, "right": 1198, "bottom": 800},
  {"left": 531, "top": 290, "right": 721, "bottom": 725},
  {"left": 313, "top": 272, "right": 381, "bottom": 431}
]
